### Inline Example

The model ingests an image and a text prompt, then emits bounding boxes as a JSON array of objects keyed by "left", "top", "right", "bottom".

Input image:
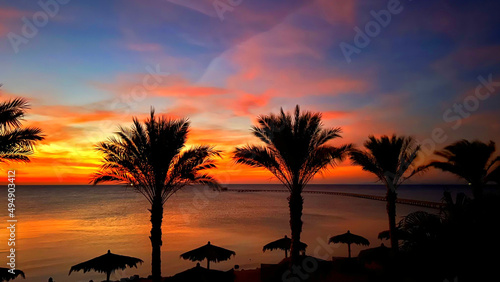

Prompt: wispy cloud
[{"left": 2, "top": 0, "right": 500, "bottom": 184}]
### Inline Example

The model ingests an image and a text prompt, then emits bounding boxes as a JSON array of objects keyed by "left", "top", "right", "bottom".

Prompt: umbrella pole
[
  {"left": 207, "top": 259, "right": 210, "bottom": 270},
  {"left": 106, "top": 270, "right": 111, "bottom": 282},
  {"left": 285, "top": 249, "right": 288, "bottom": 258},
  {"left": 348, "top": 243, "right": 351, "bottom": 258}
]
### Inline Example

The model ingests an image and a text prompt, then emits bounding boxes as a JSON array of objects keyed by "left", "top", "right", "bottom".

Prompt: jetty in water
[{"left": 233, "top": 189, "right": 444, "bottom": 209}]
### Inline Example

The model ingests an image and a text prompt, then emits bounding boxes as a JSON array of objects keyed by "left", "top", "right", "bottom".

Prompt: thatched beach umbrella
[
  {"left": 69, "top": 250, "right": 143, "bottom": 282},
  {"left": 263, "top": 235, "right": 308, "bottom": 258},
  {"left": 180, "top": 241, "right": 235, "bottom": 270},
  {"left": 0, "top": 268, "right": 25, "bottom": 281},
  {"left": 329, "top": 230, "right": 370, "bottom": 258}
]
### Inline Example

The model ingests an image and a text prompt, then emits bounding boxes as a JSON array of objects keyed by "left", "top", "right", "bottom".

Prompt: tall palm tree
[
  {"left": 0, "top": 88, "right": 44, "bottom": 163},
  {"left": 233, "top": 105, "right": 351, "bottom": 264},
  {"left": 427, "top": 140, "right": 499, "bottom": 199},
  {"left": 349, "top": 135, "right": 421, "bottom": 254},
  {"left": 91, "top": 110, "right": 221, "bottom": 282}
]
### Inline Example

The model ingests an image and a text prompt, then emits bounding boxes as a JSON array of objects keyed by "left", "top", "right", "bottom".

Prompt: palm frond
[
  {"left": 0, "top": 126, "right": 44, "bottom": 163},
  {"left": 350, "top": 135, "right": 421, "bottom": 189},
  {"left": 427, "top": 140, "right": 498, "bottom": 188},
  {"left": 91, "top": 109, "right": 220, "bottom": 205},
  {"left": 486, "top": 155, "right": 500, "bottom": 169},
  {"left": 349, "top": 149, "right": 383, "bottom": 180},
  {"left": 486, "top": 165, "right": 500, "bottom": 184},
  {"left": 233, "top": 145, "right": 290, "bottom": 187},
  {"left": 0, "top": 97, "right": 30, "bottom": 129},
  {"left": 300, "top": 143, "right": 352, "bottom": 185},
  {"left": 234, "top": 105, "right": 350, "bottom": 191}
]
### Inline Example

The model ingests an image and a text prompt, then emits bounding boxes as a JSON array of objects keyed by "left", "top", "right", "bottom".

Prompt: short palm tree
[
  {"left": 233, "top": 105, "right": 352, "bottom": 264},
  {"left": 349, "top": 135, "right": 422, "bottom": 254},
  {"left": 427, "top": 140, "right": 499, "bottom": 199},
  {"left": 91, "top": 110, "right": 221, "bottom": 282},
  {"left": 397, "top": 211, "right": 442, "bottom": 253},
  {"left": 0, "top": 90, "right": 44, "bottom": 163}
]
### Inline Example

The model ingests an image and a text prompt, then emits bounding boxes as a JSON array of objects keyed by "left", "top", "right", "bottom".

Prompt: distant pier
[{"left": 232, "top": 189, "right": 444, "bottom": 209}]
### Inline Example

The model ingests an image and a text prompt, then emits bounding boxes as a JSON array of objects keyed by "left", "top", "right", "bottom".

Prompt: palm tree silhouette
[
  {"left": 397, "top": 211, "right": 442, "bottom": 253},
  {"left": 233, "top": 105, "right": 351, "bottom": 265},
  {"left": 0, "top": 87, "right": 44, "bottom": 163},
  {"left": 91, "top": 109, "right": 221, "bottom": 282},
  {"left": 427, "top": 140, "right": 499, "bottom": 199},
  {"left": 349, "top": 135, "right": 422, "bottom": 254}
]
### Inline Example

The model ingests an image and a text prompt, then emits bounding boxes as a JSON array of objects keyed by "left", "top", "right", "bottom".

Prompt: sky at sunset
[{"left": 1, "top": 0, "right": 499, "bottom": 185}]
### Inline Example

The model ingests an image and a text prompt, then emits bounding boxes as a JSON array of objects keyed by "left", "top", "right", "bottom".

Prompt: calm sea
[{"left": 1, "top": 184, "right": 473, "bottom": 281}]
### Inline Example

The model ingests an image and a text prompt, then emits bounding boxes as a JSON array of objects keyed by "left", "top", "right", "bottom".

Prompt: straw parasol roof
[
  {"left": 180, "top": 241, "right": 235, "bottom": 269},
  {"left": 329, "top": 230, "right": 370, "bottom": 258},
  {"left": 69, "top": 250, "right": 143, "bottom": 282},
  {"left": 262, "top": 235, "right": 308, "bottom": 258}
]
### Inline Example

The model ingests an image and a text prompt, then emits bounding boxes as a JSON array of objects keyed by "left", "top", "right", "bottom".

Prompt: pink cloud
[
  {"left": 144, "top": 75, "right": 230, "bottom": 97},
  {"left": 0, "top": 7, "right": 26, "bottom": 36},
  {"left": 224, "top": 22, "right": 370, "bottom": 98},
  {"left": 433, "top": 45, "right": 500, "bottom": 81},
  {"left": 308, "top": 0, "right": 357, "bottom": 25}
]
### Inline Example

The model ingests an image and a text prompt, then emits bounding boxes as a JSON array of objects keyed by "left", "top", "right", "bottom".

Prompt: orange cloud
[
  {"left": 219, "top": 90, "right": 275, "bottom": 116},
  {"left": 34, "top": 105, "right": 121, "bottom": 123},
  {"left": 164, "top": 104, "right": 200, "bottom": 119},
  {"left": 322, "top": 111, "right": 350, "bottom": 120},
  {"left": 97, "top": 74, "right": 229, "bottom": 99},
  {"left": 11, "top": 101, "right": 421, "bottom": 185},
  {"left": 154, "top": 84, "right": 228, "bottom": 97}
]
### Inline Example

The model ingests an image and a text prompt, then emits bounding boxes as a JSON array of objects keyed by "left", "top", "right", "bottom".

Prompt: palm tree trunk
[
  {"left": 386, "top": 190, "right": 399, "bottom": 254},
  {"left": 289, "top": 191, "right": 304, "bottom": 265},
  {"left": 150, "top": 197, "right": 163, "bottom": 282}
]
